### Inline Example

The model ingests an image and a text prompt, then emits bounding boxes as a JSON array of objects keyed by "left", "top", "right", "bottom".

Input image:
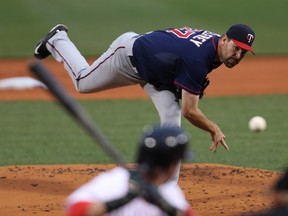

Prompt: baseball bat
[{"left": 29, "top": 60, "right": 127, "bottom": 167}]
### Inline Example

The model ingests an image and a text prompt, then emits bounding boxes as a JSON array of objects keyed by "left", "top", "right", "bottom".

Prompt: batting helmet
[{"left": 136, "top": 125, "right": 191, "bottom": 169}]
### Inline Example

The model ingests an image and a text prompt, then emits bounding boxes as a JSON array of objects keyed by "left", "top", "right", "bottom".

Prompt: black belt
[{"left": 128, "top": 56, "right": 137, "bottom": 68}]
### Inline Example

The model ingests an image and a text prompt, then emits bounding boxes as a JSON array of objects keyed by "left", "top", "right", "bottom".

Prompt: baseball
[{"left": 248, "top": 116, "right": 267, "bottom": 132}]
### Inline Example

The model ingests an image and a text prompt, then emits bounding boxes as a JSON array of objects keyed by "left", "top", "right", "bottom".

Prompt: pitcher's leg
[
  {"left": 143, "top": 83, "right": 181, "bottom": 127},
  {"left": 47, "top": 31, "right": 89, "bottom": 90},
  {"left": 170, "top": 161, "right": 181, "bottom": 184},
  {"left": 77, "top": 32, "right": 143, "bottom": 92},
  {"left": 143, "top": 83, "right": 182, "bottom": 184},
  {"left": 78, "top": 46, "right": 141, "bottom": 93},
  {"left": 47, "top": 31, "right": 142, "bottom": 93}
]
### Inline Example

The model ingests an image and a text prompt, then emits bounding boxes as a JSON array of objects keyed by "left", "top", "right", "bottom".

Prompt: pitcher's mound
[{"left": 0, "top": 163, "right": 281, "bottom": 216}]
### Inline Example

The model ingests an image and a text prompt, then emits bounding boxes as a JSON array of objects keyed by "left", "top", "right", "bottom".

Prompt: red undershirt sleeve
[
  {"left": 186, "top": 207, "right": 198, "bottom": 216},
  {"left": 67, "top": 202, "right": 92, "bottom": 216}
]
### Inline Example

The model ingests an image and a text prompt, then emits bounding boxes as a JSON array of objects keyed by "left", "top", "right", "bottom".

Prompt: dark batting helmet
[{"left": 136, "top": 125, "right": 191, "bottom": 169}]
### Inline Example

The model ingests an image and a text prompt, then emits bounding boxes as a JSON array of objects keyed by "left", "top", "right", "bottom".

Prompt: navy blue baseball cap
[{"left": 226, "top": 24, "right": 255, "bottom": 55}]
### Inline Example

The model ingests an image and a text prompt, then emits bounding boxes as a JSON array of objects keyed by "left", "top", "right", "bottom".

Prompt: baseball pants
[{"left": 47, "top": 31, "right": 181, "bottom": 127}]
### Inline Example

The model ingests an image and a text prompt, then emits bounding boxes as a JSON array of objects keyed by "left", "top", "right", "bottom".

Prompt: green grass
[
  {"left": 1, "top": 95, "right": 288, "bottom": 170},
  {"left": 0, "top": 0, "right": 287, "bottom": 57},
  {"left": 184, "top": 95, "right": 288, "bottom": 170}
]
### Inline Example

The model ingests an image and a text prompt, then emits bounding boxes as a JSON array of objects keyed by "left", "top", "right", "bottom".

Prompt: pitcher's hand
[{"left": 209, "top": 131, "right": 229, "bottom": 152}]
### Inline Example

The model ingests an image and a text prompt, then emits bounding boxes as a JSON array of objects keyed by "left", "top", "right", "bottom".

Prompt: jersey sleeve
[
  {"left": 174, "top": 59, "right": 208, "bottom": 95},
  {"left": 65, "top": 168, "right": 130, "bottom": 208}
]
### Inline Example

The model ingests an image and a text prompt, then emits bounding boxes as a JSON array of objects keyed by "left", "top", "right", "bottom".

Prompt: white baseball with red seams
[{"left": 248, "top": 116, "right": 267, "bottom": 132}]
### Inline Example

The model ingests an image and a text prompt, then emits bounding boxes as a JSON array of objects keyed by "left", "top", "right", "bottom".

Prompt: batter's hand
[{"left": 209, "top": 131, "right": 229, "bottom": 152}]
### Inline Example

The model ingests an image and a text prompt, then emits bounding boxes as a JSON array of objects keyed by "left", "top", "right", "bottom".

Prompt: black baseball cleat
[{"left": 34, "top": 24, "right": 68, "bottom": 59}]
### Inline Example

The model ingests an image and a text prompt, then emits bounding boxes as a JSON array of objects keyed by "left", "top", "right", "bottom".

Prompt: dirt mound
[{"left": 0, "top": 164, "right": 280, "bottom": 216}]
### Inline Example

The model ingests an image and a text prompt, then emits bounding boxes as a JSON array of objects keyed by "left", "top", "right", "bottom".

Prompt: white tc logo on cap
[{"left": 247, "top": 34, "right": 254, "bottom": 43}]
